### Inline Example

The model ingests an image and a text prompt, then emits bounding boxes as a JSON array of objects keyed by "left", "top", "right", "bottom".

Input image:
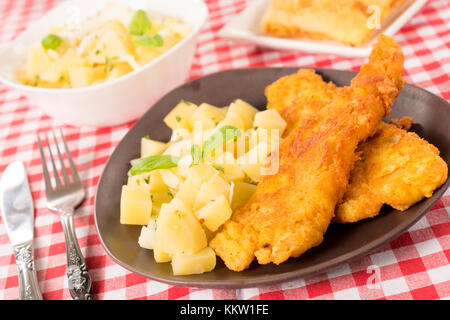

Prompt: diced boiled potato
[
  {"left": 135, "top": 46, "right": 163, "bottom": 65},
  {"left": 154, "top": 249, "right": 172, "bottom": 263},
  {"left": 194, "top": 175, "right": 230, "bottom": 210},
  {"left": 39, "top": 59, "right": 67, "bottom": 83},
  {"left": 148, "top": 170, "right": 170, "bottom": 192},
  {"left": 185, "top": 163, "right": 218, "bottom": 189},
  {"left": 231, "top": 181, "right": 257, "bottom": 209},
  {"left": 85, "top": 22, "right": 134, "bottom": 64},
  {"left": 68, "top": 66, "right": 95, "bottom": 88},
  {"left": 163, "top": 100, "right": 197, "bottom": 131},
  {"left": 141, "top": 138, "right": 167, "bottom": 158},
  {"left": 160, "top": 169, "right": 181, "bottom": 189},
  {"left": 150, "top": 191, "right": 174, "bottom": 215},
  {"left": 120, "top": 184, "right": 152, "bottom": 225},
  {"left": 217, "top": 111, "right": 246, "bottom": 131},
  {"left": 138, "top": 216, "right": 157, "bottom": 249},
  {"left": 171, "top": 247, "right": 216, "bottom": 276},
  {"left": 127, "top": 172, "right": 150, "bottom": 187},
  {"left": 238, "top": 141, "right": 271, "bottom": 166},
  {"left": 189, "top": 103, "right": 226, "bottom": 130},
  {"left": 211, "top": 152, "right": 245, "bottom": 183},
  {"left": 239, "top": 163, "right": 261, "bottom": 183},
  {"left": 164, "top": 139, "right": 192, "bottom": 158},
  {"left": 154, "top": 199, "right": 207, "bottom": 255},
  {"left": 226, "top": 99, "right": 259, "bottom": 130},
  {"left": 195, "top": 195, "right": 232, "bottom": 232},
  {"left": 212, "top": 151, "right": 236, "bottom": 165},
  {"left": 26, "top": 47, "right": 52, "bottom": 76},
  {"left": 220, "top": 164, "right": 245, "bottom": 183},
  {"left": 249, "top": 128, "right": 281, "bottom": 152},
  {"left": 253, "top": 109, "right": 287, "bottom": 136},
  {"left": 107, "top": 62, "right": 133, "bottom": 81},
  {"left": 40, "top": 50, "right": 85, "bottom": 83},
  {"left": 176, "top": 179, "right": 200, "bottom": 208},
  {"left": 237, "top": 142, "right": 271, "bottom": 183}
]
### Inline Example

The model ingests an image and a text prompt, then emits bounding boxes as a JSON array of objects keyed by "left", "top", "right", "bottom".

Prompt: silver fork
[{"left": 37, "top": 129, "right": 92, "bottom": 300}]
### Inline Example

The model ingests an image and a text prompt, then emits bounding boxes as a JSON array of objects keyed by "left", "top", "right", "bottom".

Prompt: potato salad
[
  {"left": 120, "top": 99, "right": 287, "bottom": 275},
  {"left": 17, "top": 3, "right": 190, "bottom": 88}
]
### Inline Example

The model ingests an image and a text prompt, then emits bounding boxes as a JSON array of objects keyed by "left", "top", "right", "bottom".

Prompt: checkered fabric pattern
[{"left": 0, "top": 0, "right": 449, "bottom": 300}]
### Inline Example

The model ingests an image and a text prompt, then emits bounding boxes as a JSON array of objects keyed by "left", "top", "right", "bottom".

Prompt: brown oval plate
[{"left": 94, "top": 68, "right": 450, "bottom": 288}]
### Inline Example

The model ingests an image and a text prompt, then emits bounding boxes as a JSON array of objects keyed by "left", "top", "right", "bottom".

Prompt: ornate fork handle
[
  {"left": 60, "top": 208, "right": 92, "bottom": 300},
  {"left": 14, "top": 242, "right": 43, "bottom": 300}
]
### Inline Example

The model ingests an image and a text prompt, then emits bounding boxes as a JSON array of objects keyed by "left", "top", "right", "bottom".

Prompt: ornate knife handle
[
  {"left": 14, "top": 242, "right": 43, "bottom": 300},
  {"left": 60, "top": 209, "right": 92, "bottom": 300}
]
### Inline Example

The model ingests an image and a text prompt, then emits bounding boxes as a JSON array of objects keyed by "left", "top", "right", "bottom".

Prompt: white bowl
[{"left": 0, "top": 0, "right": 208, "bottom": 127}]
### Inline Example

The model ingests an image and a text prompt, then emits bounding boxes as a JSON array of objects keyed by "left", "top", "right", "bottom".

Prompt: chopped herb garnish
[
  {"left": 213, "top": 165, "right": 224, "bottom": 173},
  {"left": 41, "top": 34, "right": 62, "bottom": 50},
  {"left": 202, "top": 125, "right": 241, "bottom": 158},
  {"left": 180, "top": 99, "right": 189, "bottom": 105},
  {"left": 175, "top": 115, "right": 181, "bottom": 122},
  {"left": 144, "top": 176, "right": 150, "bottom": 184},
  {"left": 133, "top": 34, "right": 164, "bottom": 47},
  {"left": 190, "top": 144, "right": 202, "bottom": 166},
  {"left": 136, "top": 179, "right": 141, "bottom": 186},
  {"left": 129, "top": 9, "right": 151, "bottom": 36},
  {"left": 95, "top": 49, "right": 100, "bottom": 55},
  {"left": 104, "top": 56, "right": 110, "bottom": 73},
  {"left": 130, "top": 155, "right": 180, "bottom": 176},
  {"left": 150, "top": 194, "right": 154, "bottom": 202},
  {"left": 253, "top": 126, "right": 259, "bottom": 130},
  {"left": 33, "top": 75, "right": 40, "bottom": 86},
  {"left": 168, "top": 192, "right": 174, "bottom": 198},
  {"left": 143, "top": 135, "right": 150, "bottom": 140}
]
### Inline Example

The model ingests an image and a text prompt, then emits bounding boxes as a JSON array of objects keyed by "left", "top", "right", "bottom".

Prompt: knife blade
[{"left": 0, "top": 161, "right": 43, "bottom": 300}]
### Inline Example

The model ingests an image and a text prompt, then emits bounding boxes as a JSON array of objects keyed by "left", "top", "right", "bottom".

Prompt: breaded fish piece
[
  {"left": 265, "top": 69, "right": 338, "bottom": 136},
  {"left": 334, "top": 121, "right": 448, "bottom": 223},
  {"left": 261, "top": 0, "right": 408, "bottom": 46},
  {"left": 266, "top": 68, "right": 448, "bottom": 224},
  {"left": 210, "top": 35, "right": 405, "bottom": 271}
]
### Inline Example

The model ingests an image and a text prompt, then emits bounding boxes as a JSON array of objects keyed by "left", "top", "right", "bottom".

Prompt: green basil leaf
[
  {"left": 41, "top": 34, "right": 62, "bottom": 50},
  {"left": 202, "top": 125, "right": 241, "bottom": 158},
  {"left": 130, "top": 155, "right": 180, "bottom": 176},
  {"left": 190, "top": 144, "right": 202, "bottom": 165},
  {"left": 129, "top": 9, "right": 151, "bottom": 36},
  {"left": 212, "top": 165, "right": 224, "bottom": 173},
  {"left": 133, "top": 34, "right": 164, "bottom": 47}
]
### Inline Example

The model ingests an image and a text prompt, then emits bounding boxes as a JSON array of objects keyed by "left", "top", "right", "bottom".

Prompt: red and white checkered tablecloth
[{"left": 0, "top": 0, "right": 449, "bottom": 300}]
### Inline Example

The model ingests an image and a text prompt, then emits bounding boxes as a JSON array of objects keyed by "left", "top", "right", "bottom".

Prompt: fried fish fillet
[
  {"left": 261, "top": 0, "right": 409, "bottom": 46},
  {"left": 334, "top": 121, "right": 448, "bottom": 223},
  {"left": 266, "top": 69, "right": 448, "bottom": 224},
  {"left": 266, "top": 69, "right": 338, "bottom": 136},
  {"left": 210, "top": 35, "right": 405, "bottom": 271}
]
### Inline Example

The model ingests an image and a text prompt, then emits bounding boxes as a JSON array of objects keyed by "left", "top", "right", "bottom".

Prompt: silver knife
[{"left": 0, "top": 161, "right": 43, "bottom": 300}]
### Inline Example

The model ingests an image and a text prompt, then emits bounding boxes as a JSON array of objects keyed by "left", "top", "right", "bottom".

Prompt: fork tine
[
  {"left": 44, "top": 132, "right": 62, "bottom": 189},
  {"left": 51, "top": 130, "right": 71, "bottom": 186},
  {"left": 59, "top": 129, "right": 81, "bottom": 183},
  {"left": 37, "top": 134, "right": 53, "bottom": 192}
]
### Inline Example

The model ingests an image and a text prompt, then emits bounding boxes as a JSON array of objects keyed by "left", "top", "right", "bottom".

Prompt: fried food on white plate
[{"left": 261, "top": 0, "right": 408, "bottom": 46}]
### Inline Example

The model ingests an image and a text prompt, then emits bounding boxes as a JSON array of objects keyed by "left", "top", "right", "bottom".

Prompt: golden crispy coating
[
  {"left": 265, "top": 69, "right": 338, "bottom": 136},
  {"left": 334, "top": 122, "right": 448, "bottom": 223},
  {"left": 266, "top": 66, "right": 447, "bottom": 224},
  {"left": 261, "top": 0, "right": 408, "bottom": 46},
  {"left": 210, "top": 35, "right": 405, "bottom": 271}
]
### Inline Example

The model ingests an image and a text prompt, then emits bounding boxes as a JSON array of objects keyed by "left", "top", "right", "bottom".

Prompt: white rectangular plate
[{"left": 219, "top": 0, "right": 429, "bottom": 58}]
